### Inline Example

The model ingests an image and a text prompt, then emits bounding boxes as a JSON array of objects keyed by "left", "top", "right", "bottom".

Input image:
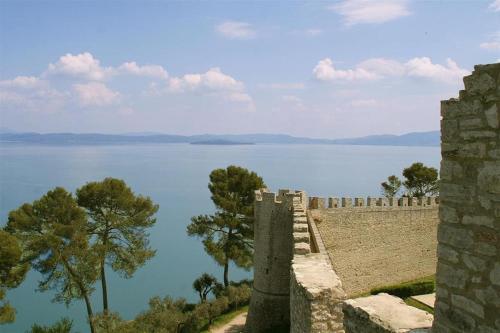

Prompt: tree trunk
[
  {"left": 101, "top": 261, "right": 109, "bottom": 313},
  {"left": 223, "top": 260, "right": 229, "bottom": 287},
  {"left": 83, "top": 293, "right": 96, "bottom": 333},
  {"left": 223, "top": 228, "right": 232, "bottom": 287},
  {"left": 63, "top": 260, "right": 96, "bottom": 333}
]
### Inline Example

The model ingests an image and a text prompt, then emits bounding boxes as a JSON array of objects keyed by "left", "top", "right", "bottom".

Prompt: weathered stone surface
[
  {"left": 490, "top": 263, "right": 500, "bottom": 286},
  {"left": 434, "top": 62, "right": 500, "bottom": 333},
  {"left": 478, "top": 163, "right": 500, "bottom": 194},
  {"left": 451, "top": 294, "right": 485, "bottom": 318},
  {"left": 343, "top": 293, "right": 433, "bottom": 333},
  {"left": 312, "top": 205, "right": 438, "bottom": 296},
  {"left": 291, "top": 254, "right": 346, "bottom": 333},
  {"left": 484, "top": 104, "right": 499, "bottom": 128}
]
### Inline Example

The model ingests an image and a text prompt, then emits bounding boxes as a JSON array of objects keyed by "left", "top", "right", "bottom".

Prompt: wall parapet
[
  {"left": 309, "top": 196, "right": 438, "bottom": 209},
  {"left": 343, "top": 293, "right": 433, "bottom": 333},
  {"left": 290, "top": 193, "right": 347, "bottom": 333}
]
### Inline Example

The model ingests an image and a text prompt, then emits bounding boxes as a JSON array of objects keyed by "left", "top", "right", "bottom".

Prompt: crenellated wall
[
  {"left": 245, "top": 189, "right": 347, "bottom": 333},
  {"left": 309, "top": 196, "right": 438, "bottom": 209},
  {"left": 433, "top": 63, "right": 500, "bottom": 332},
  {"left": 310, "top": 198, "right": 439, "bottom": 296},
  {"left": 246, "top": 62, "right": 500, "bottom": 333}
]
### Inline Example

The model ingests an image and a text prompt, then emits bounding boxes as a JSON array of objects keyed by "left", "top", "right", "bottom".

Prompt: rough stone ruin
[{"left": 245, "top": 62, "right": 500, "bottom": 332}]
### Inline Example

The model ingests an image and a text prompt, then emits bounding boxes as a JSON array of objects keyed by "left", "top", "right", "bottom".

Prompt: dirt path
[{"left": 210, "top": 312, "right": 247, "bottom": 333}]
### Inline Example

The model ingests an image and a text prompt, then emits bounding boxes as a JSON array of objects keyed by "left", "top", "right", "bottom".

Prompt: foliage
[
  {"left": 402, "top": 162, "right": 439, "bottom": 197},
  {"left": 188, "top": 166, "right": 264, "bottom": 286},
  {"left": 90, "top": 284, "right": 252, "bottom": 333},
  {"left": 0, "top": 230, "right": 28, "bottom": 324},
  {"left": 76, "top": 177, "right": 159, "bottom": 312},
  {"left": 224, "top": 284, "right": 252, "bottom": 310},
  {"left": 6, "top": 188, "right": 98, "bottom": 333},
  {"left": 381, "top": 175, "right": 402, "bottom": 198},
  {"left": 27, "top": 318, "right": 73, "bottom": 333},
  {"left": 370, "top": 275, "right": 435, "bottom": 299},
  {"left": 193, "top": 273, "right": 222, "bottom": 302}
]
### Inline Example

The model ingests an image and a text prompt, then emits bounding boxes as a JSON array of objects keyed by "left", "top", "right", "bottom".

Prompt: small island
[{"left": 190, "top": 139, "right": 255, "bottom": 145}]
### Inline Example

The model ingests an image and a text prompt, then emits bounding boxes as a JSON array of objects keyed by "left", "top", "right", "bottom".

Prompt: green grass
[
  {"left": 369, "top": 275, "right": 435, "bottom": 299},
  {"left": 366, "top": 275, "right": 435, "bottom": 314},
  {"left": 200, "top": 305, "right": 248, "bottom": 333}
]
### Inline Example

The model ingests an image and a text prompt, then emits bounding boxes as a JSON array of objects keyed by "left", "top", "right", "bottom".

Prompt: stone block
[
  {"left": 343, "top": 293, "right": 433, "bottom": 333},
  {"left": 342, "top": 197, "right": 353, "bottom": 208}
]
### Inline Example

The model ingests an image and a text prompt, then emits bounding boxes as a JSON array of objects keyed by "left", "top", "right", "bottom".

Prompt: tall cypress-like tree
[
  {"left": 188, "top": 166, "right": 265, "bottom": 286},
  {"left": 0, "top": 230, "right": 28, "bottom": 324},
  {"left": 6, "top": 188, "right": 98, "bottom": 333},
  {"left": 76, "top": 177, "right": 158, "bottom": 313}
]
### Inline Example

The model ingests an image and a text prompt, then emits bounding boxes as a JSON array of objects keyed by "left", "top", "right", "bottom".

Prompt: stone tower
[
  {"left": 245, "top": 189, "right": 306, "bottom": 333},
  {"left": 433, "top": 63, "right": 500, "bottom": 332}
]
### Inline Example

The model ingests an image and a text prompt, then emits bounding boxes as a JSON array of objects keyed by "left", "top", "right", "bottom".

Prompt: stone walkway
[
  {"left": 410, "top": 293, "right": 436, "bottom": 308},
  {"left": 210, "top": 312, "right": 247, "bottom": 333}
]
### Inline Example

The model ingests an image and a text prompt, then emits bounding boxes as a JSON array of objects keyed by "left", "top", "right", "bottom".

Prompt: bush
[
  {"left": 27, "top": 318, "right": 73, "bottom": 333},
  {"left": 370, "top": 277, "right": 435, "bottom": 299}
]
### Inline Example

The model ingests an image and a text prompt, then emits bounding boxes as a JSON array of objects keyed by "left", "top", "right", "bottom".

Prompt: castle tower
[{"left": 245, "top": 189, "right": 306, "bottom": 333}]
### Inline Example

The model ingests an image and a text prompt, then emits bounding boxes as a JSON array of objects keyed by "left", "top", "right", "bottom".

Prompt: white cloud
[
  {"left": 313, "top": 58, "right": 379, "bottom": 81},
  {"left": 168, "top": 67, "right": 244, "bottom": 92},
  {"left": 167, "top": 67, "right": 253, "bottom": 106},
  {"left": 227, "top": 92, "right": 252, "bottom": 102},
  {"left": 304, "top": 29, "right": 323, "bottom": 37},
  {"left": 358, "top": 58, "right": 406, "bottom": 77},
  {"left": 216, "top": 21, "right": 256, "bottom": 39},
  {"left": 73, "top": 82, "right": 120, "bottom": 106},
  {"left": 489, "top": 0, "right": 500, "bottom": 11},
  {"left": 118, "top": 62, "right": 169, "bottom": 80},
  {"left": 480, "top": 41, "right": 500, "bottom": 50},
  {"left": 330, "top": 0, "right": 411, "bottom": 26},
  {"left": 45, "top": 52, "right": 114, "bottom": 81},
  {"left": 0, "top": 76, "right": 45, "bottom": 89},
  {"left": 0, "top": 77, "right": 66, "bottom": 112},
  {"left": 313, "top": 56, "right": 469, "bottom": 84},
  {"left": 480, "top": 32, "right": 500, "bottom": 51},
  {"left": 405, "top": 57, "right": 470, "bottom": 83}
]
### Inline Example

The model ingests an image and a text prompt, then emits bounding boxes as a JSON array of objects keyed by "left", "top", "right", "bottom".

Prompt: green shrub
[{"left": 27, "top": 318, "right": 73, "bottom": 333}]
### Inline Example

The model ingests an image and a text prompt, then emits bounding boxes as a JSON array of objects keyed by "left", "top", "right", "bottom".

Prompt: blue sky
[{"left": 0, "top": 0, "right": 499, "bottom": 138}]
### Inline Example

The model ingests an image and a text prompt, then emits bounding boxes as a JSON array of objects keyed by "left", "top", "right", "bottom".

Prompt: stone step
[
  {"left": 293, "top": 224, "right": 308, "bottom": 232},
  {"left": 294, "top": 242, "right": 310, "bottom": 255},
  {"left": 293, "top": 232, "right": 310, "bottom": 243}
]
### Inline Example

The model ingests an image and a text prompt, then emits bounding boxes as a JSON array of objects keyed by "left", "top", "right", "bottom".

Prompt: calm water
[{"left": 0, "top": 143, "right": 440, "bottom": 332}]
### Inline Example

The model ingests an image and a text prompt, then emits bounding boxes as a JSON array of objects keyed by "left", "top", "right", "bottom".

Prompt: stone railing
[{"left": 290, "top": 197, "right": 346, "bottom": 333}]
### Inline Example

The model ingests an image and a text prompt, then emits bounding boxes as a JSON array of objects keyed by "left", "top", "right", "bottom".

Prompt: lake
[{"left": 0, "top": 143, "right": 440, "bottom": 332}]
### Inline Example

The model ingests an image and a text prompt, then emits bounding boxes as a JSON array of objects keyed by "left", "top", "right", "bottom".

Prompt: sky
[{"left": 0, "top": 0, "right": 499, "bottom": 138}]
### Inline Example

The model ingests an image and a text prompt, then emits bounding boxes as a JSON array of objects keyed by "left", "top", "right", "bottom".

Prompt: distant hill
[
  {"left": 0, "top": 131, "right": 440, "bottom": 147},
  {"left": 330, "top": 131, "right": 439, "bottom": 147},
  {"left": 190, "top": 139, "right": 254, "bottom": 145}
]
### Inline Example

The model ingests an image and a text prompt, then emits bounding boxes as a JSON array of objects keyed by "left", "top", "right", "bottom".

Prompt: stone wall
[
  {"left": 312, "top": 203, "right": 439, "bottom": 296},
  {"left": 246, "top": 188, "right": 347, "bottom": 333},
  {"left": 343, "top": 293, "right": 433, "bottom": 333},
  {"left": 289, "top": 203, "right": 346, "bottom": 333},
  {"left": 433, "top": 63, "right": 500, "bottom": 332}
]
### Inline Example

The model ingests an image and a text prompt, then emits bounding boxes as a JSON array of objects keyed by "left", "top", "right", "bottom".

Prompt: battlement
[
  {"left": 309, "top": 195, "right": 438, "bottom": 209},
  {"left": 255, "top": 188, "right": 306, "bottom": 206}
]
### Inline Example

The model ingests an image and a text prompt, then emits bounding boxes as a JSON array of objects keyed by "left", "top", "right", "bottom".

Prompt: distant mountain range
[{"left": 0, "top": 130, "right": 440, "bottom": 147}]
